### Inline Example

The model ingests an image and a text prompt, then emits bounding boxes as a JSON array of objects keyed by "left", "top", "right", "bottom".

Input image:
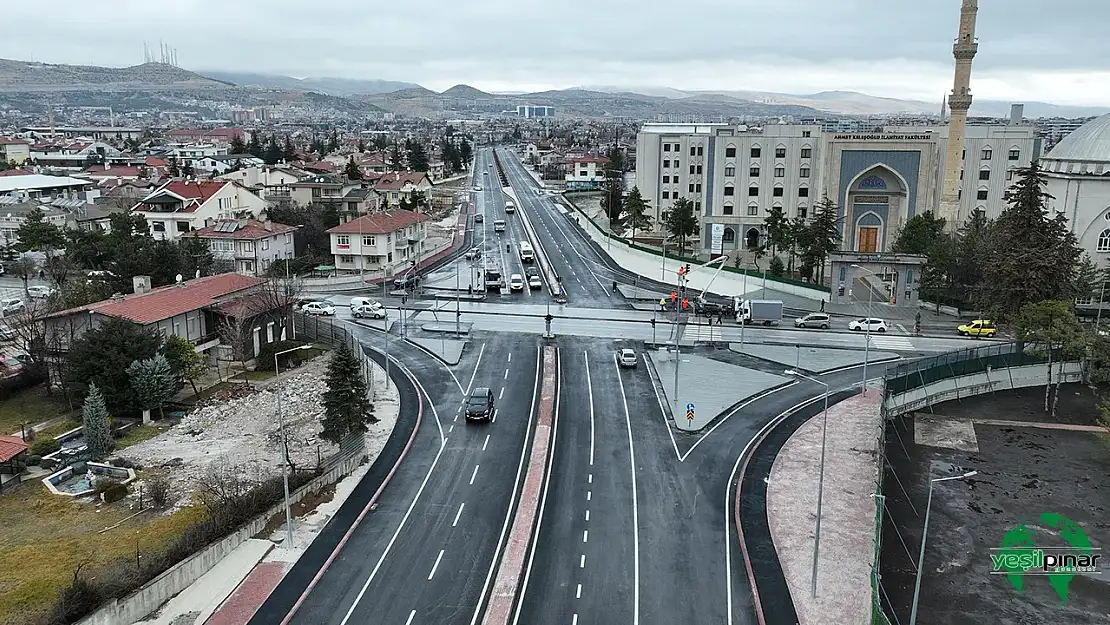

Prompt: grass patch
[
  {"left": 0, "top": 482, "right": 206, "bottom": 622},
  {"left": 35, "top": 419, "right": 81, "bottom": 440},
  {"left": 0, "top": 386, "right": 71, "bottom": 436},
  {"left": 114, "top": 425, "right": 166, "bottom": 450}
]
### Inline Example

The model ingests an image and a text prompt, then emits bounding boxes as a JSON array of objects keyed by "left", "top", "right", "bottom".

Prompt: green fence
[{"left": 881, "top": 341, "right": 1053, "bottom": 398}]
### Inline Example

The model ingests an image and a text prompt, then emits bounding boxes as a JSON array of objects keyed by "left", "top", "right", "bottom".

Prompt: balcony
[{"left": 191, "top": 332, "right": 221, "bottom": 352}]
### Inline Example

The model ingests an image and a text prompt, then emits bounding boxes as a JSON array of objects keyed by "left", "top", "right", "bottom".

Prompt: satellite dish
[{"left": 175, "top": 273, "right": 183, "bottom": 283}]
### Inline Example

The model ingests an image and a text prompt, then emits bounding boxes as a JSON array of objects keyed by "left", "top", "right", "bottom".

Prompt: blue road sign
[{"left": 686, "top": 402, "right": 696, "bottom": 412}]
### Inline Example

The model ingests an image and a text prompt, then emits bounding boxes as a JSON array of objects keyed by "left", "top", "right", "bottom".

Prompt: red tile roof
[
  {"left": 571, "top": 156, "right": 610, "bottom": 164},
  {"left": 138, "top": 180, "right": 228, "bottom": 213},
  {"left": 84, "top": 166, "right": 144, "bottom": 178},
  {"left": 145, "top": 157, "right": 167, "bottom": 167},
  {"left": 373, "top": 172, "right": 431, "bottom": 191},
  {"left": 0, "top": 169, "right": 33, "bottom": 177},
  {"left": 0, "top": 137, "right": 30, "bottom": 145},
  {"left": 51, "top": 273, "right": 264, "bottom": 325},
  {"left": 327, "top": 209, "right": 428, "bottom": 235},
  {"left": 183, "top": 219, "right": 295, "bottom": 240},
  {"left": 0, "top": 435, "right": 28, "bottom": 462}
]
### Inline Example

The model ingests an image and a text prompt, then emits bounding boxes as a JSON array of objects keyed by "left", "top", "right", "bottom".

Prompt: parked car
[
  {"left": 795, "top": 312, "right": 831, "bottom": 329},
  {"left": 848, "top": 317, "right": 888, "bottom": 333},
  {"left": 297, "top": 298, "right": 332, "bottom": 310},
  {"left": 352, "top": 304, "right": 386, "bottom": 319},
  {"left": 957, "top": 319, "right": 997, "bottom": 338},
  {"left": 474, "top": 213, "right": 484, "bottom": 223},
  {"left": 509, "top": 274, "right": 525, "bottom": 292},
  {"left": 302, "top": 302, "right": 336, "bottom": 316},
  {"left": 27, "top": 285, "right": 55, "bottom": 299},
  {"left": 466, "top": 387, "right": 495, "bottom": 422},
  {"left": 0, "top": 325, "right": 16, "bottom": 341},
  {"left": 528, "top": 274, "right": 543, "bottom": 290},
  {"left": 473, "top": 185, "right": 483, "bottom": 192},
  {"left": 349, "top": 297, "right": 379, "bottom": 309},
  {"left": 0, "top": 299, "right": 25, "bottom": 316},
  {"left": 617, "top": 348, "right": 638, "bottom": 368}
]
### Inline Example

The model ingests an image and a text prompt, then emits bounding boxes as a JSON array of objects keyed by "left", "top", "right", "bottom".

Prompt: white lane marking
[
  {"left": 482, "top": 434, "right": 490, "bottom": 451},
  {"left": 405, "top": 610, "right": 416, "bottom": 625},
  {"left": 680, "top": 381, "right": 800, "bottom": 462},
  {"left": 588, "top": 473, "right": 592, "bottom": 484},
  {"left": 584, "top": 350, "right": 596, "bottom": 467},
  {"left": 585, "top": 510, "right": 590, "bottom": 522},
  {"left": 580, "top": 554, "right": 586, "bottom": 568},
  {"left": 508, "top": 352, "right": 512, "bottom": 362},
  {"left": 428, "top": 549, "right": 445, "bottom": 580},
  {"left": 576, "top": 584, "right": 582, "bottom": 599},
  {"left": 338, "top": 362, "right": 446, "bottom": 625},
  {"left": 505, "top": 368, "right": 510, "bottom": 380},
  {"left": 453, "top": 413, "right": 458, "bottom": 423},
  {"left": 453, "top": 502, "right": 465, "bottom": 527},
  {"left": 499, "top": 387, "right": 505, "bottom": 400},
  {"left": 572, "top": 615, "right": 579, "bottom": 625},
  {"left": 583, "top": 530, "right": 588, "bottom": 543},
  {"left": 449, "top": 424, "right": 454, "bottom": 434},
  {"left": 470, "top": 465, "right": 480, "bottom": 485},
  {"left": 616, "top": 351, "right": 642, "bottom": 625},
  {"left": 725, "top": 391, "right": 831, "bottom": 625},
  {"left": 587, "top": 491, "right": 591, "bottom": 501},
  {"left": 643, "top": 353, "right": 682, "bottom": 461},
  {"left": 476, "top": 346, "right": 544, "bottom": 625}
]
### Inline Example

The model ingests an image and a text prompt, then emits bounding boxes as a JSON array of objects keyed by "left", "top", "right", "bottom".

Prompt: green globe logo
[{"left": 992, "top": 513, "right": 1100, "bottom": 605}]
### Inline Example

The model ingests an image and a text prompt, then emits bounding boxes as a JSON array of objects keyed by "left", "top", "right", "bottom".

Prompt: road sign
[
  {"left": 686, "top": 402, "right": 695, "bottom": 411},
  {"left": 686, "top": 409, "right": 695, "bottom": 421}
]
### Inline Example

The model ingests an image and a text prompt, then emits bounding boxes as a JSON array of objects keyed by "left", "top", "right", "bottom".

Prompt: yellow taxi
[{"left": 957, "top": 319, "right": 997, "bottom": 338}]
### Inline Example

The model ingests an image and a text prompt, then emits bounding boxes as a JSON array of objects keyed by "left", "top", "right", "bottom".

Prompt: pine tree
[
  {"left": 182, "top": 161, "right": 195, "bottom": 178},
  {"left": 247, "top": 134, "right": 263, "bottom": 158},
  {"left": 82, "top": 382, "right": 114, "bottom": 458},
  {"left": 321, "top": 342, "right": 375, "bottom": 444},
  {"left": 664, "top": 197, "right": 699, "bottom": 255},
  {"left": 344, "top": 157, "right": 363, "bottom": 181},
  {"left": 356, "top": 138, "right": 366, "bottom": 153},
  {"left": 229, "top": 135, "right": 247, "bottom": 154},
  {"left": 127, "top": 354, "right": 177, "bottom": 424},
  {"left": 1072, "top": 254, "right": 1103, "bottom": 304},
  {"left": 762, "top": 204, "right": 790, "bottom": 257},
  {"left": 389, "top": 143, "right": 404, "bottom": 171},
  {"left": 407, "top": 141, "right": 430, "bottom": 172},
  {"left": 167, "top": 156, "right": 180, "bottom": 177},
  {"left": 263, "top": 137, "right": 283, "bottom": 165},
  {"left": 283, "top": 135, "right": 297, "bottom": 162},
  {"left": 805, "top": 196, "right": 842, "bottom": 284},
  {"left": 459, "top": 139, "right": 472, "bottom": 165},
  {"left": 622, "top": 187, "right": 652, "bottom": 243}
]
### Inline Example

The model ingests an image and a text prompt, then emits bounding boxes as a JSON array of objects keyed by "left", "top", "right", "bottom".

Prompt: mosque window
[
  {"left": 723, "top": 204, "right": 734, "bottom": 215},
  {"left": 725, "top": 146, "right": 737, "bottom": 157},
  {"left": 1099, "top": 229, "right": 1110, "bottom": 252},
  {"left": 801, "top": 148, "right": 812, "bottom": 159},
  {"left": 748, "top": 204, "right": 759, "bottom": 216},
  {"left": 724, "top": 185, "right": 735, "bottom": 196},
  {"left": 775, "top": 167, "right": 785, "bottom": 177},
  {"left": 749, "top": 185, "right": 759, "bottom": 197},
  {"left": 981, "top": 148, "right": 993, "bottom": 160},
  {"left": 1007, "top": 169, "right": 1014, "bottom": 181},
  {"left": 798, "top": 187, "right": 809, "bottom": 197},
  {"left": 977, "top": 189, "right": 989, "bottom": 201},
  {"left": 979, "top": 169, "right": 991, "bottom": 181},
  {"left": 1009, "top": 148, "right": 1021, "bottom": 161},
  {"left": 775, "top": 147, "right": 787, "bottom": 158},
  {"left": 797, "top": 204, "right": 808, "bottom": 219},
  {"left": 773, "top": 187, "right": 784, "bottom": 197},
  {"left": 724, "top": 166, "right": 736, "bottom": 177},
  {"left": 723, "top": 227, "right": 736, "bottom": 243},
  {"left": 751, "top": 146, "right": 761, "bottom": 158},
  {"left": 750, "top": 166, "right": 760, "bottom": 177},
  {"left": 800, "top": 167, "right": 810, "bottom": 178}
]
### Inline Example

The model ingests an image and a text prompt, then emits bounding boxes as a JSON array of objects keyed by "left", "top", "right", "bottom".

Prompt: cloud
[{"left": 0, "top": 0, "right": 1106, "bottom": 105}]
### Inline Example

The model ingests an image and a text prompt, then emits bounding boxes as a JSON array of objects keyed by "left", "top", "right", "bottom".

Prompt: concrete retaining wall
[{"left": 883, "top": 362, "right": 1084, "bottom": 417}]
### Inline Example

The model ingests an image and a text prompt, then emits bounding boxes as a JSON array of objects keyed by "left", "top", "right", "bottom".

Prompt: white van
[
  {"left": 350, "top": 297, "right": 380, "bottom": 310},
  {"left": 505, "top": 201, "right": 516, "bottom": 214},
  {"left": 494, "top": 220, "right": 506, "bottom": 232},
  {"left": 519, "top": 242, "right": 535, "bottom": 263}
]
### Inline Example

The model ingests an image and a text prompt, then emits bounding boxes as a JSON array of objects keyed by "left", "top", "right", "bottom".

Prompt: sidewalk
[{"left": 765, "top": 390, "right": 882, "bottom": 625}]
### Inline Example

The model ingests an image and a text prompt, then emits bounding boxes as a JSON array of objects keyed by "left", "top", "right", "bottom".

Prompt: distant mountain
[
  {"left": 197, "top": 70, "right": 419, "bottom": 95},
  {"left": 0, "top": 58, "right": 232, "bottom": 92},
  {"left": 440, "top": 84, "right": 494, "bottom": 99}
]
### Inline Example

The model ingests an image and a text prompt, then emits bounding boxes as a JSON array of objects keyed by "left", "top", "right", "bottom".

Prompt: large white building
[
  {"left": 635, "top": 117, "right": 1040, "bottom": 257},
  {"left": 1040, "top": 114, "right": 1110, "bottom": 273}
]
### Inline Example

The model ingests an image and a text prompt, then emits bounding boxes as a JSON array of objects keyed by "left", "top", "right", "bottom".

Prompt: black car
[
  {"left": 524, "top": 266, "right": 540, "bottom": 278},
  {"left": 466, "top": 387, "right": 495, "bottom": 421},
  {"left": 393, "top": 274, "right": 419, "bottom": 290},
  {"left": 697, "top": 301, "right": 727, "bottom": 316}
]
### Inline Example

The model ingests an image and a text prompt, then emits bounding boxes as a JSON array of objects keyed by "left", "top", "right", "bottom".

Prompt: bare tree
[
  {"left": 45, "top": 254, "right": 75, "bottom": 287},
  {"left": 10, "top": 256, "right": 36, "bottom": 300},
  {"left": 217, "top": 313, "right": 250, "bottom": 379}
]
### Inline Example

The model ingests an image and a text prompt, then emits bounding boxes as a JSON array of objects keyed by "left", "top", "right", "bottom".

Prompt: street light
[
  {"left": 909, "top": 470, "right": 978, "bottom": 625},
  {"left": 784, "top": 369, "right": 830, "bottom": 599},
  {"left": 851, "top": 264, "right": 879, "bottom": 392},
  {"left": 274, "top": 344, "right": 313, "bottom": 548}
]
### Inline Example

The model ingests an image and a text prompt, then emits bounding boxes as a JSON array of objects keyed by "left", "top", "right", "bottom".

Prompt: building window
[
  {"left": 239, "top": 241, "right": 255, "bottom": 253},
  {"left": 724, "top": 185, "right": 735, "bottom": 196},
  {"left": 664, "top": 144, "right": 671, "bottom": 152},
  {"left": 690, "top": 165, "right": 696, "bottom": 175},
  {"left": 211, "top": 240, "right": 233, "bottom": 252},
  {"left": 751, "top": 147, "right": 761, "bottom": 158},
  {"left": 802, "top": 130, "right": 811, "bottom": 138},
  {"left": 176, "top": 221, "right": 190, "bottom": 233},
  {"left": 660, "top": 211, "right": 669, "bottom": 221},
  {"left": 774, "top": 167, "right": 785, "bottom": 177},
  {"left": 798, "top": 187, "right": 809, "bottom": 197},
  {"left": 662, "top": 175, "right": 670, "bottom": 183},
  {"left": 1006, "top": 169, "right": 1014, "bottom": 181},
  {"left": 340, "top": 254, "right": 353, "bottom": 263},
  {"left": 979, "top": 169, "right": 991, "bottom": 181},
  {"left": 797, "top": 204, "right": 808, "bottom": 219},
  {"left": 696, "top": 165, "right": 703, "bottom": 174},
  {"left": 773, "top": 187, "right": 784, "bottom": 197},
  {"left": 801, "top": 148, "right": 812, "bottom": 158},
  {"left": 663, "top": 159, "right": 670, "bottom": 168},
  {"left": 723, "top": 204, "right": 734, "bottom": 215},
  {"left": 977, "top": 189, "right": 989, "bottom": 200},
  {"left": 724, "top": 166, "right": 736, "bottom": 177},
  {"left": 981, "top": 148, "right": 993, "bottom": 160},
  {"left": 690, "top": 146, "right": 696, "bottom": 156},
  {"left": 312, "top": 188, "right": 322, "bottom": 197},
  {"left": 674, "top": 160, "right": 680, "bottom": 169},
  {"left": 725, "top": 146, "right": 737, "bottom": 158},
  {"left": 747, "top": 204, "right": 759, "bottom": 216},
  {"left": 800, "top": 167, "right": 810, "bottom": 178},
  {"left": 695, "top": 183, "right": 702, "bottom": 192},
  {"left": 662, "top": 191, "right": 670, "bottom": 199},
  {"left": 152, "top": 221, "right": 166, "bottom": 232},
  {"left": 689, "top": 183, "right": 695, "bottom": 193},
  {"left": 1009, "top": 149, "right": 1020, "bottom": 161},
  {"left": 749, "top": 186, "right": 759, "bottom": 197},
  {"left": 723, "top": 228, "right": 736, "bottom": 243},
  {"left": 337, "top": 235, "right": 350, "bottom": 246},
  {"left": 262, "top": 239, "right": 269, "bottom": 251},
  {"left": 750, "top": 166, "right": 760, "bottom": 177},
  {"left": 363, "top": 235, "right": 376, "bottom": 246},
  {"left": 1099, "top": 229, "right": 1110, "bottom": 252},
  {"left": 775, "top": 147, "right": 786, "bottom": 158},
  {"left": 695, "top": 201, "right": 701, "bottom": 211}
]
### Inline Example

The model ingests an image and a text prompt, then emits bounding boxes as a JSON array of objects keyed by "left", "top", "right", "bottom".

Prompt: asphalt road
[{"left": 271, "top": 327, "right": 544, "bottom": 625}]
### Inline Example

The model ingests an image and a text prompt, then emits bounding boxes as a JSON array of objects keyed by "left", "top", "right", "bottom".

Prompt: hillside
[
  {"left": 198, "top": 70, "right": 418, "bottom": 95},
  {"left": 0, "top": 59, "right": 232, "bottom": 92},
  {"left": 440, "top": 84, "right": 493, "bottom": 99}
]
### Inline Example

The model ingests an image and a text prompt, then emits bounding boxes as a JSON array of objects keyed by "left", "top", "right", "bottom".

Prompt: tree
[
  {"left": 10, "top": 256, "right": 36, "bottom": 300},
  {"left": 388, "top": 143, "right": 404, "bottom": 171},
  {"left": 976, "top": 163, "right": 1082, "bottom": 321},
  {"left": 603, "top": 159, "right": 624, "bottom": 231},
  {"left": 1073, "top": 254, "right": 1104, "bottom": 304},
  {"left": 1015, "top": 300, "right": 1086, "bottom": 418},
  {"left": 406, "top": 141, "right": 429, "bottom": 172},
  {"left": 328, "top": 131, "right": 340, "bottom": 152},
  {"left": 664, "top": 197, "right": 699, "bottom": 256},
  {"left": 891, "top": 211, "right": 947, "bottom": 255},
  {"left": 44, "top": 254, "right": 75, "bottom": 286},
  {"left": 399, "top": 191, "right": 428, "bottom": 212},
  {"left": 48, "top": 280, "right": 113, "bottom": 311},
  {"left": 762, "top": 204, "right": 790, "bottom": 257},
  {"left": 182, "top": 161, "right": 196, "bottom": 178},
  {"left": 321, "top": 342, "right": 375, "bottom": 443},
  {"left": 163, "top": 335, "right": 208, "bottom": 398},
  {"left": 167, "top": 156, "right": 180, "bottom": 177},
  {"left": 356, "top": 138, "right": 366, "bottom": 153},
  {"left": 344, "top": 157, "right": 363, "bottom": 181},
  {"left": 127, "top": 354, "right": 177, "bottom": 424},
  {"left": 804, "top": 196, "right": 842, "bottom": 284},
  {"left": 65, "top": 318, "right": 160, "bottom": 416},
  {"left": 622, "top": 187, "right": 652, "bottom": 243},
  {"left": 247, "top": 133, "right": 263, "bottom": 158},
  {"left": 459, "top": 139, "right": 472, "bottom": 165},
  {"left": 15, "top": 208, "right": 65, "bottom": 252},
  {"left": 950, "top": 208, "right": 991, "bottom": 304},
  {"left": 282, "top": 135, "right": 297, "bottom": 162},
  {"left": 229, "top": 135, "right": 247, "bottom": 154},
  {"left": 263, "top": 137, "right": 283, "bottom": 165},
  {"left": 81, "top": 383, "right": 114, "bottom": 458}
]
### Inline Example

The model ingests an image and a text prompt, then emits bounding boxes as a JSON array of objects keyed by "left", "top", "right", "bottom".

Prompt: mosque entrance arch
[{"left": 828, "top": 251, "right": 928, "bottom": 308}]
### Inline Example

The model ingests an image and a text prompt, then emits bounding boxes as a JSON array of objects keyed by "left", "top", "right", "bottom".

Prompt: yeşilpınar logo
[{"left": 990, "top": 512, "right": 1102, "bottom": 605}]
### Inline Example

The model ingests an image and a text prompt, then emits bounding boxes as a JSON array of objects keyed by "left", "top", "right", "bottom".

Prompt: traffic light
[
  {"left": 545, "top": 313, "right": 553, "bottom": 324},
  {"left": 649, "top": 318, "right": 655, "bottom": 327},
  {"left": 685, "top": 263, "right": 691, "bottom": 274}
]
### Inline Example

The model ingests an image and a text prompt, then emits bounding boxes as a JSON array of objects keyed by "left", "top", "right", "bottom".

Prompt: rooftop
[
  {"left": 0, "top": 435, "right": 28, "bottom": 462},
  {"left": 1042, "top": 113, "right": 1110, "bottom": 164},
  {"left": 50, "top": 272, "right": 264, "bottom": 325},
  {"left": 327, "top": 209, "right": 428, "bottom": 235},
  {"left": 182, "top": 219, "right": 296, "bottom": 240},
  {"left": 639, "top": 123, "right": 731, "bottom": 135},
  {"left": 0, "top": 174, "right": 94, "bottom": 194}
]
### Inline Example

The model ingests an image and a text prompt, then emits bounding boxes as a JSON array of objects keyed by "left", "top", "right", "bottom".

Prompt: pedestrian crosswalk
[
  {"left": 869, "top": 335, "right": 916, "bottom": 351},
  {"left": 682, "top": 323, "right": 724, "bottom": 342}
]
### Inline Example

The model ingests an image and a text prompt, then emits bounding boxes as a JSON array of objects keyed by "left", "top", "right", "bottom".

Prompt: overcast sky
[{"left": 2, "top": 0, "right": 1108, "bottom": 105}]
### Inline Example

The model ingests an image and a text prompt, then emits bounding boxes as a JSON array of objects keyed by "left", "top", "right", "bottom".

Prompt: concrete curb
[{"left": 404, "top": 337, "right": 466, "bottom": 366}]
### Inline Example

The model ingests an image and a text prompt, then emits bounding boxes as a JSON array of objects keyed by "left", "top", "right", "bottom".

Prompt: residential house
[
  {"left": 288, "top": 174, "right": 361, "bottom": 207},
  {"left": 360, "top": 155, "right": 389, "bottom": 173},
  {"left": 326, "top": 209, "right": 428, "bottom": 273},
  {"left": 81, "top": 164, "right": 150, "bottom": 182},
  {"left": 373, "top": 172, "right": 433, "bottom": 208},
  {"left": 0, "top": 138, "right": 31, "bottom": 165},
  {"left": 20, "top": 126, "right": 145, "bottom": 141},
  {"left": 132, "top": 180, "right": 266, "bottom": 241},
  {"left": 217, "top": 165, "right": 307, "bottom": 204},
  {"left": 182, "top": 219, "right": 296, "bottom": 275},
  {"left": 341, "top": 187, "right": 380, "bottom": 216},
  {"left": 170, "top": 143, "right": 229, "bottom": 168},
  {"left": 73, "top": 202, "right": 126, "bottom": 232},
  {"left": 29, "top": 140, "right": 121, "bottom": 168},
  {"left": 0, "top": 199, "right": 68, "bottom": 249},
  {"left": 193, "top": 154, "right": 265, "bottom": 176},
  {"left": 167, "top": 128, "right": 249, "bottom": 145},
  {"left": 44, "top": 273, "right": 287, "bottom": 368},
  {"left": 565, "top": 156, "right": 610, "bottom": 191},
  {"left": 0, "top": 173, "right": 99, "bottom": 202}
]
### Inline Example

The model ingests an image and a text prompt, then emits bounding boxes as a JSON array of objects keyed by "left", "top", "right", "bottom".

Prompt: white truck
[{"left": 735, "top": 298, "right": 784, "bottom": 325}]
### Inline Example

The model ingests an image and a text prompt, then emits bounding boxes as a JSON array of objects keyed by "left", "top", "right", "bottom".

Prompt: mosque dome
[{"left": 1041, "top": 114, "right": 1110, "bottom": 175}]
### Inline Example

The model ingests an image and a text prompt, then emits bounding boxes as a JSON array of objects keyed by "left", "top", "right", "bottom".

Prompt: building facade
[
  {"left": 182, "top": 219, "right": 296, "bottom": 275},
  {"left": 325, "top": 209, "right": 428, "bottom": 274},
  {"left": 132, "top": 180, "right": 267, "bottom": 241}
]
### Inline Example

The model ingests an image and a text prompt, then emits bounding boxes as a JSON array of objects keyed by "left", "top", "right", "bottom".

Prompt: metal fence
[
  {"left": 294, "top": 313, "right": 390, "bottom": 400},
  {"left": 880, "top": 341, "right": 1053, "bottom": 399}
]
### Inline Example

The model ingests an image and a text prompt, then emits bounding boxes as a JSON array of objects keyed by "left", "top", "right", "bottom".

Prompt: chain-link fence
[
  {"left": 881, "top": 341, "right": 1050, "bottom": 401},
  {"left": 294, "top": 313, "right": 390, "bottom": 400}
]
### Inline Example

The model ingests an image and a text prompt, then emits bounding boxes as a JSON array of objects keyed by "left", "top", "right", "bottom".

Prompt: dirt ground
[{"left": 879, "top": 383, "right": 1110, "bottom": 625}]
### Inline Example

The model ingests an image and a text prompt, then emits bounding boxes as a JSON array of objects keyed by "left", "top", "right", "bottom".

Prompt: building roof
[
  {"left": 0, "top": 435, "right": 28, "bottom": 462},
  {"left": 0, "top": 169, "right": 33, "bottom": 178},
  {"left": 291, "top": 173, "right": 346, "bottom": 187},
  {"left": 570, "top": 156, "right": 610, "bottom": 164},
  {"left": 327, "top": 209, "right": 428, "bottom": 235},
  {"left": 1042, "top": 114, "right": 1110, "bottom": 164},
  {"left": 138, "top": 180, "right": 228, "bottom": 212},
  {"left": 0, "top": 174, "right": 93, "bottom": 193},
  {"left": 182, "top": 219, "right": 296, "bottom": 240},
  {"left": 50, "top": 272, "right": 264, "bottom": 325},
  {"left": 0, "top": 138, "right": 30, "bottom": 146},
  {"left": 344, "top": 187, "right": 377, "bottom": 200},
  {"left": 373, "top": 172, "right": 431, "bottom": 191},
  {"left": 83, "top": 165, "right": 144, "bottom": 178}
]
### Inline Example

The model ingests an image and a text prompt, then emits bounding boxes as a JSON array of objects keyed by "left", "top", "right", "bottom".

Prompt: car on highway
[
  {"left": 465, "top": 387, "right": 495, "bottom": 422},
  {"left": 302, "top": 301, "right": 337, "bottom": 316},
  {"left": 508, "top": 274, "right": 525, "bottom": 292},
  {"left": 352, "top": 303, "right": 386, "bottom": 319},
  {"left": 474, "top": 213, "right": 484, "bottom": 223},
  {"left": 494, "top": 220, "right": 506, "bottom": 232},
  {"left": 795, "top": 312, "right": 831, "bottom": 329},
  {"left": 505, "top": 202, "right": 515, "bottom": 214},
  {"left": 473, "top": 185, "right": 483, "bottom": 192},
  {"left": 0, "top": 299, "right": 25, "bottom": 316},
  {"left": 483, "top": 171, "right": 489, "bottom": 176},
  {"left": 27, "top": 285, "right": 55, "bottom": 299},
  {"left": 848, "top": 317, "right": 888, "bottom": 332},
  {"left": 617, "top": 348, "right": 638, "bottom": 368},
  {"left": 957, "top": 319, "right": 997, "bottom": 337},
  {"left": 528, "top": 274, "right": 543, "bottom": 289},
  {"left": 465, "top": 247, "right": 482, "bottom": 260},
  {"left": 0, "top": 325, "right": 16, "bottom": 341}
]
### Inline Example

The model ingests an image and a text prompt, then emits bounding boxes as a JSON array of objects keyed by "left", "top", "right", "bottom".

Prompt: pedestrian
[
  {"left": 659, "top": 298, "right": 666, "bottom": 312},
  {"left": 820, "top": 298, "right": 825, "bottom": 312},
  {"left": 717, "top": 311, "right": 723, "bottom": 325},
  {"left": 468, "top": 284, "right": 473, "bottom": 295}
]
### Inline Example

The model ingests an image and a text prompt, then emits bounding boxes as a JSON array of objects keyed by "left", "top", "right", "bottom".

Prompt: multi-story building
[
  {"left": 565, "top": 156, "right": 610, "bottom": 191},
  {"left": 182, "top": 219, "right": 296, "bottom": 275},
  {"left": 217, "top": 165, "right": 307, "bottom": 203},
  {"left": 288, "top": 174, "right": 361, "bottom": 207},
  {"left": 326, "top": 209, "right": 428, "bottom": 274},
  {"left": 0, "top": 138, "right": 31, "bottom": 165},
  {"left": 517, "top": 106, "right": 555, "bottom": 118},
  {"left": 132, "top": 180, "right": 266, "bottom": 241},
  {"left": 0, "top": 199, "right": 69, "bottom": 249},
  {"left": 373, "top": 172, "right": 433, "bottom": 208}
]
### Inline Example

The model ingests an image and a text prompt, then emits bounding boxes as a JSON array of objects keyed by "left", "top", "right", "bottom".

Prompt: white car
[
  {"left": 617, "top": 348, "right": 638, "bottom": 368},
  {"left": 302, "top": 302, "right": 337, "bottom": 316},
  {"left": 848, "top": 317, "right": 888, "bottom": 333},
  {"left": 508, "top": 274, "right": 525, "bottom": 292},
  {"left": 473, "top": 185, "right": 483, "bottom": 192},
  {"left": 27, "top": 286, "right": 55, "bottom": 299},
  {"left": 1, "top": 298, "right": 25, "bottom": 316},
  {"left": 528, "top": 274, "right": 543, "bottom": 290},
  {"left": 352, "top": 304, "right": 386, "bottom": 319}
]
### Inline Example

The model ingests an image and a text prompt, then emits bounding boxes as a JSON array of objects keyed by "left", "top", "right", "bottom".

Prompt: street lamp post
[
  {"left": 784, "top": 369, "right": 830, "bottom": 598},
  {"left": 852, "top": 264, "right": 878, "bottom": 392},
  {"left": 909, "top": 471, "right": 978, "bottom": 625},
  {"left": 273, "top": 344, "right": 313, "bottom": 548}
]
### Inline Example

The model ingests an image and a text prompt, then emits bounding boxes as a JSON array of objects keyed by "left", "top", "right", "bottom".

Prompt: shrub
[
  {"left": 146, "top": 474, "right": 171, "bottom": 508},
  {"left": 100, "top": 483, "right": 128, "bottom": 503},
  {"left": 256, "top": 340, "right": 309, "bottom": 371},
  {"left": 40, "top": 457, "right": 56, "bottom": 470},
  {"left": 769, "top": 256, "right": 786, "bottom": 277},
  {"left": 91, "top": 476, "right": 117, "bottom": 494},
  {"left": 26, "top": 454, "right": 41, "bottom": 466},
  {"left": 24, "top": 425, "right": 35, "bottom": 442},
  {"left": 30, "top": 437, "right": 61, "bottom": 456}
]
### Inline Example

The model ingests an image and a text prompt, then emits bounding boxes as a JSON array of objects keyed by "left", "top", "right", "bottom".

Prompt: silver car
[
  {"left": 617, "top": 348, "right": 638, "bottom": 368},
  {"left": 794, "top": 312, "right": 831, "bottom": 329}
]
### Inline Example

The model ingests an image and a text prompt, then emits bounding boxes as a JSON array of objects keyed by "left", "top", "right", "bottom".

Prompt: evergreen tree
[
  {"left": 890, "top": 211, "right": 947, "bottom": 255},
  {"left": 321, "top": 342, "right": 375, "bottom": 444},
  {"left": 127, "top": 354, "right": 177, "bottom": 424},
  {"left": 247, "top": 134, "right": 263, "bottom": 158},
  {"left": 229, "top": 135, "right": 247, "bottom": 154},
  {"left": 603, "top": 158, "right": 624, "bottom": 230},
  {"left": 163, "top": 335, "right": 207, "bottom": 397},
  {"left": 891, "top": 211, "right": 953, "bottom": 304},
  {"left": 81, "top": 382, "right": 114, "bottom": 458},
  {"left": 356, "top": 138, "right": 366, "bottom": 153},
  {"left": 66, "top": 319, "right": 161, "bottom": 416},
  {"left": 762, "top": 204, "right": 790, "bottom": 257},
  {"left": 283, "top": 135, "right": 297, "bottom": 162},
  {"left": 14, "top": 207, "right": 65, "bottom": 252},
  {"left": 344, "top": 157, "right": 363, "bottom": 181},
  {"left": 950, "top": 208, "right": 991, "bottom": 304},
  {"left": 167, "top": 156, "right": 180, "bottom": 177},
  {"left": 664, "top": 197, "right": 699, "bottom": 255},
  {"left": 1072, "top": 254, "right": 1104, "bottom": 304},
  {"left": 263, "top": 136, "right": 283, "bottom": 165},
  {"left": 181, "top": 161, "right": 195, "bottom": 178},
  {"left": 976, "top": 162, "right": 1082, "bottom": 320},
  {"left": 328, "top": 131, "right": 340, "bottom": 152},
  {"left": 804, "top": 196, "right": 842, "bottom": 284},
  {"left": 459, "top": 139, "right": 472, "bottom": 165},
  {"left": 407, "top": 141, "right": 430, "bottom": 172},
  {"left": 622, "top": 187, "right": 652, "bottom": 243},
  {"left": 389, "top": 143, "right": 404, "bottom": 171}
]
